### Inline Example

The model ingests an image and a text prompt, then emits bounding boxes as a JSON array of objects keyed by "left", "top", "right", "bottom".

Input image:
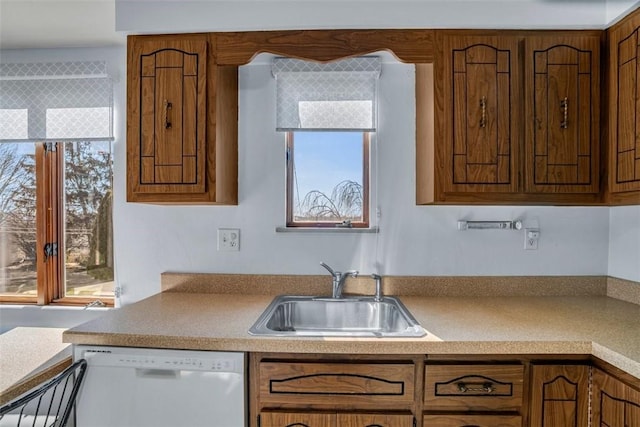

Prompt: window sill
[{"left": 275, "top": 226, "right": 379, "bottom": 234}]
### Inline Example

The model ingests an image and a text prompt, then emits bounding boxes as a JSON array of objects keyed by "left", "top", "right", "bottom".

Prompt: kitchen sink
[{"left": 248, "top": 295, "right": 426, "bottom": 337}]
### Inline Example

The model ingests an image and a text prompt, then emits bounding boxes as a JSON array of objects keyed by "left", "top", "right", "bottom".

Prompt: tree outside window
[
  {"left": 0, "top": 141, "right": 114, "bottom": 305},
  {"left": 287, "top": 131, "right": 370, "bottom": 228}
]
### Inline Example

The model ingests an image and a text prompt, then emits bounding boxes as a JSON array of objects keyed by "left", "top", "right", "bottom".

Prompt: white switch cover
[{"left": 218, "top": 228, "right": 240, "bottom": 251}]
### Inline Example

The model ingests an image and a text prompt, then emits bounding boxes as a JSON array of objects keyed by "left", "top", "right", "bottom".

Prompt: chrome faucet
[{"left": 320, "top": 262, "right": 359, "bottom": 299}]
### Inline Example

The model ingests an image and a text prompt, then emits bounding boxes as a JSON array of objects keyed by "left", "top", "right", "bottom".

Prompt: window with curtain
[
  {"left": 273, "top": 56, "right": 380, "bottom": 228},
  {"left": 0, "top": 61, "right": 114, "bottom": 306}
]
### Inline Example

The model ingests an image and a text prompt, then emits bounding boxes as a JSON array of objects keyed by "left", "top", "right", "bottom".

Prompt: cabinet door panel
[
  {"left": 608, "top": 8, "right": 640, "bottom": 203},
  {"left": 127, "top": 36, "right": 210, "bottom": 201},
  {"left": 336, "top": 413, "right": 414, "bottom": 427},
  {"left": 260, "top": 412, "right": 335, "bottom": 427},
  {"left": 525, "top": 36, "right": 600, "bottom": 194},
  {"left": 423, "top": 414, "right": 521, "bottom": 427},
  {"left": 529, "top": 365, "right": 590, "bottom": 427},
  {"left": 592, "top": 368, "right": 640, "bottom": 427},
  {"left": 439, "top": 35, "right": 520, "bottom": 195}
]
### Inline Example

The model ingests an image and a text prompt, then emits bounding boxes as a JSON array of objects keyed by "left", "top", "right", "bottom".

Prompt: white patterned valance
[
  {"left": 0, "top": 61, "right": 113, "bottom": 142},
  {"left": 272, "top": 57, "right": 381, "bottom": 132}
]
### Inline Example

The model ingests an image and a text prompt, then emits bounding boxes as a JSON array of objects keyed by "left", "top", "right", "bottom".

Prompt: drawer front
[
  {"left": 425, "top": 364, "right": 524, "bottom": 411},
  {"left": 259, "top": 362, "right": 415, "bottom": 407},
  {"left": 261, "top": 412, "right": 414, "bottom": 427},
  {"left": 337, "top": 413, "right": 414, "bottom": 427},
  {"left": 260, "top": 412, "right": 334, "bottom": 427},
  {"left": 423, "top": 414, "right": 522, "bottom": 427}
]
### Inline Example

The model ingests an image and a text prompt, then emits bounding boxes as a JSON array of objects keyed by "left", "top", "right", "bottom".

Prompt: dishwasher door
[{"left": 74, "top": 346, "right": 245, "bottom": 427}]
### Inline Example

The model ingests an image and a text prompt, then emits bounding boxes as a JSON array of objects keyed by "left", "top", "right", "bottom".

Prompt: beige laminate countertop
[
  {"left": 63, "top": 292, "right": 640, "bottom": 378},
  {"left": 1, "top": 327, "right": 72, "bottom": 404}
]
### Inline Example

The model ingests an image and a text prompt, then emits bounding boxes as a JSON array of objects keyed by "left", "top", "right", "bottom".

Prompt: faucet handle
[{"left": 320, "top": 262, "right": 337, "bottom": 276}]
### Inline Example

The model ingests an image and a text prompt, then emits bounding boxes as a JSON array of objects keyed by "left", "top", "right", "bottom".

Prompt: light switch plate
[{"left": 218, "top": 228, "right": 240, "bottom": 251}]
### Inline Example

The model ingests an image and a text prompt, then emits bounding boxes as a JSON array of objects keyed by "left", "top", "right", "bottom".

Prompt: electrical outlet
[
  {"left": 524, "top": 228, "right": 540, "bottom": 250},
  {"left": 218, "top": 228, "right": 240, "bottom": 251}
]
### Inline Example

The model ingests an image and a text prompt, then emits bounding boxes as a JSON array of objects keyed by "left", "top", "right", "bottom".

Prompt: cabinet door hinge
[
  {"left": 43, "top": 242, "right": 58, "bottom": 262},
  {"left": 256, "top": 414, "right": 260, "bottom": 427},
  {"left": 413, "top": 416, "right": 417, "bottom": 427}
]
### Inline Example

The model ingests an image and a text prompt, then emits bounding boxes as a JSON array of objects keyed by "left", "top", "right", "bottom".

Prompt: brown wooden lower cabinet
[
  {"left": 259, "top": 412, "right": 414, "bottom": 427},
  {"left": 251, "top": 354, "right": 640, "bottom": 427},
  {"left": 423, "top": 414, "right": 522, "bottom": 427},
  {"left": 592, "top": 368, "right": 640, "bottom": 427}
]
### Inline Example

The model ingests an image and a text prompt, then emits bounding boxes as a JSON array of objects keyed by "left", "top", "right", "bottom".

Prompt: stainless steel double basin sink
[{"left": 249, "top": 295, "right": 426, "bottom": 338}]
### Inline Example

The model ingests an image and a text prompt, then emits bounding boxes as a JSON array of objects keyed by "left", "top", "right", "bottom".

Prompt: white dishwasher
[{"left": 73, "top": 345, "right": 245, "bottom": 427}]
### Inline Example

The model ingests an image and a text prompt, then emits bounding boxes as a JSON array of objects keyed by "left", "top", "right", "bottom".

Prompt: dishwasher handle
[{"left": 135, "top": 368, "right": 180, "bottom": 379}]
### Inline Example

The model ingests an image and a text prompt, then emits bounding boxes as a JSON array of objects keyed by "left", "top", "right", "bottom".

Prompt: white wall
[
  {"left": 116, "top": 0, "right": 612, "bottom": 32},
  {"left": 606, "top": 0, "right": 640, "bottom": 24},
  {"left": 608, "top": 206, "right": 640, "bottom": 282},
  {"left": 111, "top": 58, "right": 611, "bottom": 305}
]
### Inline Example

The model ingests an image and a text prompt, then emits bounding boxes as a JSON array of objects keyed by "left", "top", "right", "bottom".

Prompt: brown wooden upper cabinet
[
  {"left": 122, "top": 24, "right": 636, "bottom": 206},
  {"left": 439, "top": 35, "right": 520, "bottom": 196},
  {"left": 126, "top": 34, "right": 238, "bottom": 204},
  {"left": 607, "top": 8, "right": 640, "bottom": 205},
  {"left": 524, "top": 36, "right": 601, "bottom": 195},
  {"left": 423, "top": 31, "right": 603, "bottom": 205}
]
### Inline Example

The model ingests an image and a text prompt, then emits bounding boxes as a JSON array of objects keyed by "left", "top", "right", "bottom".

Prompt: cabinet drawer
[
  {"left": 423, "top": 414, "right": 522, "bottom": 427},
  {"left": 258, "top": 362, "right": 415, "bottom": 407},
  {"left": 261, "top": 412, "right": 414, "bottom": 427},
  {"left": 260, "top": 412, "right": 334, "bottom": 427},
  {"left": 337, "top": 413, "right": 415, "bottom": 427},
  {"left": 424, "top": 364, "right": 524, "bottom": 411}
]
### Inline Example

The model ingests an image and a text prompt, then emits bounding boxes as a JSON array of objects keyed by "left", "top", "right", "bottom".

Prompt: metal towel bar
[{"left": 457, "top": 220, "right": 523, "bottom": 230}]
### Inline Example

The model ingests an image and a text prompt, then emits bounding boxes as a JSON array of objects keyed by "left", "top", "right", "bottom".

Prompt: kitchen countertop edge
[{"left": 63, "top": 292, "right": 640, "bottom": 379}]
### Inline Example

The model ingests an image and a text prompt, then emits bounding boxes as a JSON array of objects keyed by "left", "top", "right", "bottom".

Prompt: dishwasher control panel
[{"left": 78, "top": 346, "right": 243, "bottom": 373}]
